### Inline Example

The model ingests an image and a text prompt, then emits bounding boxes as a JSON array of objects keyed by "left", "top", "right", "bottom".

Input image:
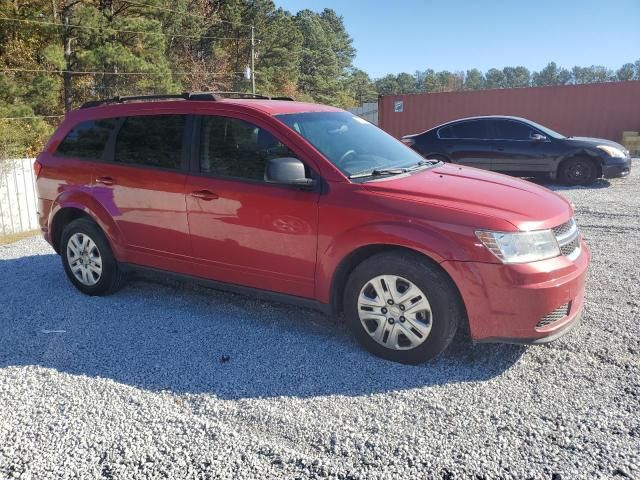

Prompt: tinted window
[
  {"left": 200, "top": 116, "right": 295, "bottom": 180},
  {"left": 494, "top": 120, "right": 536, "bottom": 140},
  {"left": 115, "top": 115, "right": 185, "bottom": 169},
  {"left": 56, "top": 119, "right": 118, "bottom": 159},
  {"left": 438, "top": 120, "right": 489, "bottom": 139}
]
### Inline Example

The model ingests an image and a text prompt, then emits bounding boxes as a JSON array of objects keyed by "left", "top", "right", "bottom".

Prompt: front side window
[
  {"left": 494, "top": 120, "right": 537, "bottom": 140},
  {"left": 200, "top": 116, "right": 295, "bottom": 180},
  {"left": 276, "top": 112, "right": 427, "bottom": 177},
  {"left": 56, "top": 119, "right": 118, "bottom": 159},
  {"left": 438, "top": 120, "right": 489, "bottom": 139},
  {"left": 115, "top": 115, "right": 185, "bottom": 169}
]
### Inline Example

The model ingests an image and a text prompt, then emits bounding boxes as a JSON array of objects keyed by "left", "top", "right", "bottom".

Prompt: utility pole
[{"left": 250, "top": 25, "right": 256, "bottom": 94}]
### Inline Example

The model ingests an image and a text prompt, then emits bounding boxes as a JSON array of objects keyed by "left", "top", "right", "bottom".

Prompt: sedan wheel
[{"left": 358, "top": 275, "right": 432, "bottom": 350}]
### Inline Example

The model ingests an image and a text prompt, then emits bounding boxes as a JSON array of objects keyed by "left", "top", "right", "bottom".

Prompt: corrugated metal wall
[{"left": 379, "top": 81, "right": 640, "bottom": 141}]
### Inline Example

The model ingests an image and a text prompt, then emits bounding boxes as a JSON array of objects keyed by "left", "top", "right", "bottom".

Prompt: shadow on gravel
[
  {"left": 526, "top": 177, "right": 611, "bottom": 191},
  {"left": 0, "top": 254, "right": 525, "bottom": 399}
]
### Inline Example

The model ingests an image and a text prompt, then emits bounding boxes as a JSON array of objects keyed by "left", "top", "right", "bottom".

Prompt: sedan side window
[
  {"left": 494, "top": 121, "right": 536, "bottom": 141},
  {"left": 439, "top": 120, "right": 489, "bottom": 139},
  {"left": 200, "top": 116, "right": 296, "bottom": 181}
]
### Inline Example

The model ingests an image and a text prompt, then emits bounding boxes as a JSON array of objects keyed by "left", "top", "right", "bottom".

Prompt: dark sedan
[{"left": 401, "top": 116, "right": 631, "bottom": 185}]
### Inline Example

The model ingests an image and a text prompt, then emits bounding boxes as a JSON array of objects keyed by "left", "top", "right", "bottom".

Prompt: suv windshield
[{"left": 276, "top": 112, "right": 432, "bottom": 178}]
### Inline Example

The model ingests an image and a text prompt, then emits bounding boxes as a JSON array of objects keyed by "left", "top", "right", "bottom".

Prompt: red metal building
[{"left": 379, "top": 80, "right": 640, "bottom": 142}]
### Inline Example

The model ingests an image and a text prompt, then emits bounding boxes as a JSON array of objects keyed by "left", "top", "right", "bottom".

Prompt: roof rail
[
  {"left": 79, "top": 91, "right": 295, "bottom": 109},
  {"left": 80, "top": 92, "right": 221, "bottom": 109}
]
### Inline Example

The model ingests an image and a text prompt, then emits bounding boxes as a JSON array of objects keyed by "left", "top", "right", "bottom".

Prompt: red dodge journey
[{"left": 34, "top": 93, "right": 589, "bottom": 363}]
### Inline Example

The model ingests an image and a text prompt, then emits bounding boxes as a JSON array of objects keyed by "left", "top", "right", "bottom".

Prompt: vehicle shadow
[{"left": 0, "top": 253, "right": 526, "bottom": 399}]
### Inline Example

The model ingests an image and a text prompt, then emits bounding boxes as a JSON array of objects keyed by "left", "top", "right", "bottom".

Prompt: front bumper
[
  {"left": 442, "top": 238, "right": 590, "bottom": 344},
  {"left": 602, "top": 156, "right": 631, "bottom": 178}
]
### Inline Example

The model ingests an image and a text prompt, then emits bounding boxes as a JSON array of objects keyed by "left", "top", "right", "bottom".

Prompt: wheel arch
[
  {"left": 49, "top": 191, "right": 124, "bottom": 258},
  {"left": 328, "top": 243, "right": 468, "bottom": 330},
  {"left": 556, "top": 150, "right": 603, "bottom": 178}
]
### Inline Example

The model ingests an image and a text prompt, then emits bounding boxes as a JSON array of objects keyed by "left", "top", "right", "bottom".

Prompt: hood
[
  {"left": 568, "top": 136, "right": 627, "bottom": 152},
  {"left": 363, "top": 164, "right": 573, "bottom": 231}
]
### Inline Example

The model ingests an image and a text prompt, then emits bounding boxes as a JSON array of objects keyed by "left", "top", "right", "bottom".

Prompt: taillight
[
  {"left": 401, "top": 138, "right": 415, "bottom": 147},
  {"left": 33, "top": 159, "right": 42, "bottom": 178}
]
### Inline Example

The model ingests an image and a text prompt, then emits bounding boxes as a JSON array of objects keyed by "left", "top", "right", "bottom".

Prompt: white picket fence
[{"left": 0, "top": 158, "right": 38, "bottom": 235}]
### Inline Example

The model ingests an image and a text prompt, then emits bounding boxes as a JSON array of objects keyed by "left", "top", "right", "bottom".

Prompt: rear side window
[
  {"left": 56, "top": 119, "right": 118, "bottom": 159},
  {"left": 115, "top": 115, "right": 186, "bottom": 170},
  {"left": 200, "top": 116, "right": 294, "bottom": 180},
  {"left": 438, "top": 120, "right": 489, "bottom": 139},
  {"left": 493, "top": 120, "right": 536, "bottom": 140}
]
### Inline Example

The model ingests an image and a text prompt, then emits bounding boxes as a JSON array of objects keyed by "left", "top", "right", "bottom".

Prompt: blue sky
[{"left": 273, "top": 0, "right": 640, "bottom": 79}]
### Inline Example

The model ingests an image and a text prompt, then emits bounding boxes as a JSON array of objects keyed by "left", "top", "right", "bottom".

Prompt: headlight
[
  {"left": 475, "top": 230, "right": 560, "bottom": 264},
  {"left": 597, "top": 145, "right": 626, "bottom": 158}
]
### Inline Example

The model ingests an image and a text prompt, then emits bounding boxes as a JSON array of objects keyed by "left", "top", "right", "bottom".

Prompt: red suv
[{"left": 34, "top": 93, "right": 589, "bottom": 364}]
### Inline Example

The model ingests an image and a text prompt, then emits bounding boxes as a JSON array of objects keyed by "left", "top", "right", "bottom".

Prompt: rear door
[
  {"left": 437, "top": 120, "right": 494, "bottom": 170},
  {"left": 92, "top": 114, "right": 192, "bottom": 262},
  {"left": 490, "top": 119, "right": 557, "bottom": 173}
]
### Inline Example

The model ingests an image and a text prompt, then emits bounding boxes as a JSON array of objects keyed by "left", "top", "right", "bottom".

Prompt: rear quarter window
[{"left": 55, "top": 119, "right": 119, "bottom": 159}]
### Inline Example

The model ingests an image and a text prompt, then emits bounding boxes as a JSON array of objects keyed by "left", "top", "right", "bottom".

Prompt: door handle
[
  {"left": 495, "top": 147, "right": 505, "bottom": 151},
  {"left": 95, "top": 176, "right": 115, "bottom": 185},
  {"left": 190, "top": 190, "right": 219, "bottom": 201}
]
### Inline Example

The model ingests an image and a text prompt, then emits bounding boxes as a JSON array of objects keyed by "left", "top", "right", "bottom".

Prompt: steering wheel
[{"left": 338, "top": 149, "right": 357, "bottom": 165}]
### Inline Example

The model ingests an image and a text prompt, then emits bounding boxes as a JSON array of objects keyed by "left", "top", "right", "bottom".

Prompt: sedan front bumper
[{"left": 602, "top": 156, "right": 631, "bottom": 178}]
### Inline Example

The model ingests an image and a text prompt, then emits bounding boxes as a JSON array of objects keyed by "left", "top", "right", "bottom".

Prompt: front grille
[
  {"left": 552, "top": 220, "right": 574, "bottom": 238},
  {"left": 536, "top": 303, "right": 570, "bottom": 329},
  {"left": 560, "top": 236, "right": 580, "bottom": 256},
  {"left": 552, "top": 218, "right": 580, "bottom": 258}
]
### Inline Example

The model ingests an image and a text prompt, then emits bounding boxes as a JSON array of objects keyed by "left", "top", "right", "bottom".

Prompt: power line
[
  {"left": 1, "top": 68, "right": 245, "bottom": 76},
  {"left": 0, "top": 17, "right": 254, "bottom": 41},
  {"left": 122, "top": 0, "right": 255, "bottom": 29}
]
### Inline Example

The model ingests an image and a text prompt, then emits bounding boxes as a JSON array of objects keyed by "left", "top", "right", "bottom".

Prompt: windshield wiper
[
  {"left": 406, "top": 159, "right": 440, "bottom": 171},
  {"left": 348, "top": 167, "right": 408, "bottom": 179}
]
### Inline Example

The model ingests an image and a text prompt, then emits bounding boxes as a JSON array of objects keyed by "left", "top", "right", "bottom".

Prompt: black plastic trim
[{"left": 121, "top": 263, "right": 331, "bottom": 314}]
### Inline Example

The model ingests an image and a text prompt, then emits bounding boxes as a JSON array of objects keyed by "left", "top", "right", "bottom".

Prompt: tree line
[
  {"left": 0, "top": 0, "right": 638, "bottom": 157},
  {"left": 371, "top": 61, "right": 640, "bottom": 98}
]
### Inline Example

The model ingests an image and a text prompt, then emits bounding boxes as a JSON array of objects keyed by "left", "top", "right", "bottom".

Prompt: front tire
[
  {"left": 558, "top": 157, "right": 598, "bottom": 185},
  {"left": 60, "top": 218, "right": 126, "bottom": 295},
  {"left": 344, "top": 251, "right": 463, "bottom": 364}
]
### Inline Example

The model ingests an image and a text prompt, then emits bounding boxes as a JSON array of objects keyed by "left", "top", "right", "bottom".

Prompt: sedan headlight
[
  {"left": 597, "top": 145, "right": 626, "bottom": 158},
  {"left": 475, "top": 230, "right": 560, "bottom": 264}
]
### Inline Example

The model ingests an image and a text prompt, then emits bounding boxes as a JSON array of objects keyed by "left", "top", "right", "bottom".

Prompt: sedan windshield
[{"left": 276, "top": 112, "right": 433, "bottom": 178}]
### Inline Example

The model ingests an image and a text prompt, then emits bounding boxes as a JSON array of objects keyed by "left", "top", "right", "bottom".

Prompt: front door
[
  {"left": 185, "top": 114, "right": 320, "bottom": 298},
  {"left": 489, "top": 119, "right": 557, "bottom": 173}
]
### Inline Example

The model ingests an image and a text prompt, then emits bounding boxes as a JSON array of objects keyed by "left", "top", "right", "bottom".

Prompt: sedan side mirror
[
  {"left": 265, "top": 157, "right": 316, "bottom": 189},
  {"left": 531, "top": 133, "right": 547, "bottom": 142}
]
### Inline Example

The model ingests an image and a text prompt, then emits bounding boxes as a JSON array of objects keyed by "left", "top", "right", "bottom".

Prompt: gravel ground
[{"left": 1, "top": 161, "right": 638, "bottom": 480}]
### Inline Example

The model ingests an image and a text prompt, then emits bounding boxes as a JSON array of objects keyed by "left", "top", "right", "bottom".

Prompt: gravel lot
[{"left": 1, "top": 161, "right": 638, "bottom": 479}]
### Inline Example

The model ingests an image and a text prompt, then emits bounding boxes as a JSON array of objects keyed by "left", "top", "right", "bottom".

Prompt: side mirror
[
  {"left": 531, "top": 133, "right": 547, "bottom": 142},
  {"left": 265, "top": 157, "right": 316, "bottom": 189}
]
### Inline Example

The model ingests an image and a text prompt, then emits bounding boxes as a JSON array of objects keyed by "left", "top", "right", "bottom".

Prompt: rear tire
[
  {"left": 558, "top": 157, "right": 598, "bottom": 185},
  {"left": 344, "top": 251, "right": 463, "bottom": 364},
  {"left": 60, "top": 218, "right": 126, "bottom": 295}
]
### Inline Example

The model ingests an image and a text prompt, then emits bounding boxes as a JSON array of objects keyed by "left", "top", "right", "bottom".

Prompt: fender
[
  {"left": 315, "top": 220, "right": 471, "bottom": 304},
  {"left": 49, "top": 189, "right": 126, "bottom": 260}
]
